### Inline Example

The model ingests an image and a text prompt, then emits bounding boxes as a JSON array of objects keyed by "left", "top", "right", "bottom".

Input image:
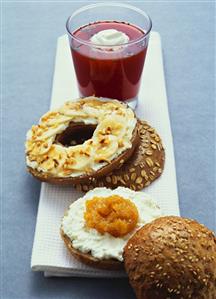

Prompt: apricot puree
[{"left": 84, "top": 195, "right": 138, "bottom": 237}]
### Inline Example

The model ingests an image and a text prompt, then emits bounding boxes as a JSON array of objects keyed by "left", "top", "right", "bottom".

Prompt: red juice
[{"left": 69, "top": 21, "right": 148, "bottom": 101}]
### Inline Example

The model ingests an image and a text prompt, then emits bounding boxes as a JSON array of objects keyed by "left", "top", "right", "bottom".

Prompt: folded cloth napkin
[{"left": 31, "top": 32, "right": 180, "bottom": 278}]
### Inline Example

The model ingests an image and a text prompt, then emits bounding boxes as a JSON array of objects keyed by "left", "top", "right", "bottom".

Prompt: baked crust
[
  {"left": 123, "top": 216, "right": 216, "bottom": 299},
  {"left": 27, "top": 122, "right": 139, "bottom": 185},
  {"left": 60, "top": 228, "right": 123, "bottom": 270},
  {"left": 76, "top": 120, "right": 165, "bottom": 191}
]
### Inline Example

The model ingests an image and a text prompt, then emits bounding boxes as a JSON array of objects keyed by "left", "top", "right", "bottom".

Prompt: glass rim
[{"left": 66, "top": 2, "right": 152, "bottom": 48}]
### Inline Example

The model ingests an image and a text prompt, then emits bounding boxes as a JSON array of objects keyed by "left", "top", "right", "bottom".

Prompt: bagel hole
[{"left": 55, "top": 123, "right": 97, "bottom": 147}]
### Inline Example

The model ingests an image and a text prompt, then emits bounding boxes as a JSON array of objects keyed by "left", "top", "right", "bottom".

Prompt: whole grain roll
[{"left": 123, "top": 216, "right": 216, "bottom": 299}]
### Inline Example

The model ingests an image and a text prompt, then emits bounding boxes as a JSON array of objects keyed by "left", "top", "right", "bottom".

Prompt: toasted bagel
[{"left": 25, "top": 97, "right": 139, "bottom": 184}]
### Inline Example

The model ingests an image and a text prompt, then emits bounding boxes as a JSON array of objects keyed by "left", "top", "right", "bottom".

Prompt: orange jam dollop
[{"left": 84, "top": 195, "right": 139, "bottom": 237}]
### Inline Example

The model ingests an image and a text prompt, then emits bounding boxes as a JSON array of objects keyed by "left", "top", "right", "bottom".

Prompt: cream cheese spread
[{"left": 62, "top": 187, "right": 162, "bottom": 261}]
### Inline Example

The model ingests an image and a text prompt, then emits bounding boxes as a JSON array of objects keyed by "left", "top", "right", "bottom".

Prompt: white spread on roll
[
  {"left": 62, "top": 187, "right": 162, "bottom": 261},
  {"left": 90, "top": 29, "right": 129, "bottom": 46}
]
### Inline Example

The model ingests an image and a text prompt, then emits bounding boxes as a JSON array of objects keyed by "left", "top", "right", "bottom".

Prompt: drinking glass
[{"left": 66, "top": 3, "right": 152, "bottom": 109}]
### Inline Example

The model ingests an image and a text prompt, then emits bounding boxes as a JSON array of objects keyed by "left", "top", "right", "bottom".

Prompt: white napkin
[{"left": 31, "top": 32, "right": 180, "bottom": 278}]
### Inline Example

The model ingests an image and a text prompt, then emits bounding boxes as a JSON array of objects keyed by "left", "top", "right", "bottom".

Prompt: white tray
[{"left": 31, "top": 32, "right": 179, "bottom": 278}]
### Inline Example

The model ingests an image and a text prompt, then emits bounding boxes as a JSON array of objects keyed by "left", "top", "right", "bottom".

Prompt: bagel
[
  {"left": 60, "top": 187, "right": 162, "bottom": 270},
  {"left": 25, "top": 97, "right": 139, "bottom": 184},
  {"left": 123, "top": 216, "right": 216, "bottom": 299}
]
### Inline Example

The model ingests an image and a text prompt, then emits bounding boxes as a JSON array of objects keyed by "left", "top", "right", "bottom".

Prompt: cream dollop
[{"left": 90, "top": 29, "right": 129, "bottom": 46}]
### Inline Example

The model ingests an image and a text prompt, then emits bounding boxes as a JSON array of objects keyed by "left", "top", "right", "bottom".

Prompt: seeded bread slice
[
  {"left": 75, "top": 120, "right": 165, "bottom": 192},
  {"left": 60, "top": 228, "right": 124, "bottom": 271}
]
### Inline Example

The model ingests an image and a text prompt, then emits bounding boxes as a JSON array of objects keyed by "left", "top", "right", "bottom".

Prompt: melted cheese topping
[
  {"left": 25, "top": 97, "right": 137, "bottom": 178},
  {"left": 62, "top": 187, "right": 162, "bottom": 261}
]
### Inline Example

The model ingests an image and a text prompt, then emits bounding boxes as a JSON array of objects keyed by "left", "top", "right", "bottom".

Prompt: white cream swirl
[{"left": 90, "top": 29, "right": 129, "bottom": 46}]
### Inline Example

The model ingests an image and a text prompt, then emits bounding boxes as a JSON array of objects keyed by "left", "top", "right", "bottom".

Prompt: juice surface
[{"left": 70, "top": 21, "right": 148, "bottom": 100}]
